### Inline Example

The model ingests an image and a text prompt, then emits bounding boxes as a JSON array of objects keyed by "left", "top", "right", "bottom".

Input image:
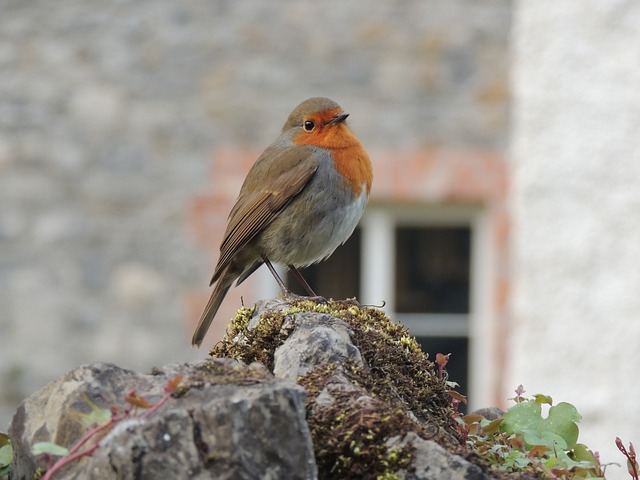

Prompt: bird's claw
[
  {"left": 334, "top": 297, "right": 361, "bottom": 307},
  {"left": 280, "top": 291, "right": 328, "bottom": 304}
]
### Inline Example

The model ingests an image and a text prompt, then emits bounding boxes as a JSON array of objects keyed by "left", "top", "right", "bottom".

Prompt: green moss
[
  {"left": 209, "top": 305, "right": 292, "bottom": 371},
  {"left": 300, "top": 363, "right": 418, "bottom": 480}
]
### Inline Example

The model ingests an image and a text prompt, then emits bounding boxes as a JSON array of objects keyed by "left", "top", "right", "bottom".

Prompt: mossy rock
[{"left": 210, "top": 299, "right": 467, "bottom": 479}]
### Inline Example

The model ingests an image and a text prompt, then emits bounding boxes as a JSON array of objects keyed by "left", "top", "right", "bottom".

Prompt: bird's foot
[
  {"left": 280, "top": 290, "right": 327, "bottom": 304},
  {"left": 333, "top": 297, "right": 361, "bottom": 307},
  {"left": 333, "top": 298, "right": 387, "bottom": 309}
]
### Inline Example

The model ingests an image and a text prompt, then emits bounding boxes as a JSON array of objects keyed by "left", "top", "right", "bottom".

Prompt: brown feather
[
  {"left": 210, "top": 147, "right": 319, "bottom": 285},
  {"left": 192, "top": 265, "right": 235, "bottom": 347}
]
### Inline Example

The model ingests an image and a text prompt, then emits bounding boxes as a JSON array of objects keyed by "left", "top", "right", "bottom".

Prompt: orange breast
[{"left": 294, "top": 123, "right": 373, "bottom": 196}]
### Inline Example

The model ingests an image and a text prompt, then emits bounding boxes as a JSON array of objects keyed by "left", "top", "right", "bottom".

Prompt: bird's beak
[{"left": 328, "top": 112, "right": 349, "bottom": 125}]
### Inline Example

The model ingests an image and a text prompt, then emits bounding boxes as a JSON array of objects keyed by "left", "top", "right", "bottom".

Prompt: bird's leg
[
  {"left": 287, "top": 265, "right": 327, "bottom": 303},
  {"left": 261, "top": 257, "right": 326, "bottom": 303},
  {"left": 287, "top": 265, "right": 317, "bottom": 296},
  {"left": 262, "top": 257, "right": 291, "bottom": 294},
  {"left": 291, "top": 266, "right": 364, "bottom": 308}
]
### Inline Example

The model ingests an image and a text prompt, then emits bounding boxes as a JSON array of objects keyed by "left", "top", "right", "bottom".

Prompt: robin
[{"left": 192, "top": 97, "right": 373, "bottom": 347}]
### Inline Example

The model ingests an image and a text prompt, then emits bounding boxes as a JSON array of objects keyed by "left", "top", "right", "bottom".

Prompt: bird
[{"left": 192, "top": 97, "right": 373, "bottom": 347}]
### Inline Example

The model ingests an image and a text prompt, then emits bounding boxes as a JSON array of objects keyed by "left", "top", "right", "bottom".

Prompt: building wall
[
  {"left": 509, "top": 1, "right": 640, "bottom": 476},
  {"left": 0, "top": 0, "right": 510, "bottom": 428}
]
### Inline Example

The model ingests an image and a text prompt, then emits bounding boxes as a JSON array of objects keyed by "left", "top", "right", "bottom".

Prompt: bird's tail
[{"left": 192, "top": 270, "right": 236, "bottom": 347}]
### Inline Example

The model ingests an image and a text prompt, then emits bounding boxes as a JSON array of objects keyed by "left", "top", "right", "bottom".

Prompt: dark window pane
[
  {"left": 395, "top": 227, "right": 471, "bottom": 314},
  {"left": 286, "top": 228, "right": 361, "bottom": 300},
  {"left": 417, "top": 336, "right": 468, "bottom": 409}
]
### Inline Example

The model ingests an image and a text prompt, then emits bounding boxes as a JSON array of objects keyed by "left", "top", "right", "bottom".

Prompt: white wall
[{"left": 509, "top": 1, "right": 640, "bottom": 477}]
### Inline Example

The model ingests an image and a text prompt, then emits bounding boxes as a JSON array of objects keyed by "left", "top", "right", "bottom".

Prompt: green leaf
[
  {"left": 482, "top": 418, "right": 503, "bottom": 435},
  {"left": 544, "top": 402, "right": 580, "bottom": 449},
  {"left": 78, "top": 406, "right": 112, "bottom": 427},
  {"left": 513, "top": 455, "right": 530, "bottom": 468},
  {"left": 523, "top": 430, "right": 568, "bottom": 450},
  {"left": 0, "top": 466, "right": 10, "bottom": 478},
  {"left": 32, "top": 442, "right": 70, "bottom": 457},
  {"left": 543, "top": 456, "right": 561, "bottom": 470},
  {"left": 573, "top": 443, "right": 598, "bottom": 465},
  {"left": 0, "top": 433, "right": 9, "bottom": 448},
  {"left": 78, "top": 394, "right": 112, "bottom": 427},
  {"left": 501, "top": 400, "right": 581, "bottom": 450},
  {"left": 501, "top": 400, "right": 542, "bottom": 436},
  {"left": 0, "top": 444, "right": 12, "bottom": 467},
  {"left": 553, "top": 448, "right": 598, "bottom": 471},
  {"left": 533, "top": 393, "right": 553, "bottom": 405}
]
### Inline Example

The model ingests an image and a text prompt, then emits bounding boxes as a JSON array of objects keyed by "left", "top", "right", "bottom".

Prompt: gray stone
[
  {"left": 248, "top": 298, "right": 295, "bottom": 328},
  {"left": 5, "top": 304, "right": 510, "bottom": 478},
  {"left": 470, "top": 406, "right": 504, "bottom": 421},
  {"left": 273, "top": 310, "right": 364, "bottom": 381},
  {"left": 9, "top": 359, "right": 317, "bottom": 480},
  {"left": 390, "top": 432, "right": 487, "bottom": 480}
]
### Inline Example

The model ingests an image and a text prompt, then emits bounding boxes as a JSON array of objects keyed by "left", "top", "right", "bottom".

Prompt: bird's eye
[{"left": 303, "top": 120, "right": 315, "bottom": 132}]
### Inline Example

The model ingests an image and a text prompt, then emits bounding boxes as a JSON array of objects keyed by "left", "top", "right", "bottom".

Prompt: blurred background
[{"left": 1, "top": 1, "right": 639, "bottom": 476}]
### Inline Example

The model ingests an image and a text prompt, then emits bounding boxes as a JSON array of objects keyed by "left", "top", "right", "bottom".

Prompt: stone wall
[
  {"left": 508, "top": 2, "right": 640, "bottom": 477},
  {"left": 0, "top": 1, "right": 510, "bottom": 427}
]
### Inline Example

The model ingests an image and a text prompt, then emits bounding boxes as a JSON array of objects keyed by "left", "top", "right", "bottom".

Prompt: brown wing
[{"left": 210, "top": 146, "right": 319, "bottom": 285}]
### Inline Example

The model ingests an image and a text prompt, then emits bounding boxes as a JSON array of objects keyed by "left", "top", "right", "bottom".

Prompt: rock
[
  {"left": 389, "top": 432, "right": 486, "bottom": 480},
  {"left": 9, "top": 359, "right": 317, "bottom": 480},
  {"left": 8, "top": 301, "right": 503, "bottom": 479},
  {"left": 248, "top": 298, "right": 293, "bottom": 325},
  {"left": 273, "top": 311, "right": 364, "bottom": 381},
  {"left": 469, "top": 407, "right": 504, "bottom": 421}
]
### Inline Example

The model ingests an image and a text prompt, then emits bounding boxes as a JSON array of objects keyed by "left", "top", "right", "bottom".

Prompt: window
[{"left": 395, "top": 225, "right": 471, "bottom": 402}]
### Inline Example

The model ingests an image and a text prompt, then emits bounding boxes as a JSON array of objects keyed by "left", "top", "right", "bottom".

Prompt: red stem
[
  {"left": 41, "top": 444, "right": 100, "bottom": 480},
  {"left": 141, "top": 391, "right": 172, "bottom": 419},
  {"left": 67, "top": 411, "right": 129, "bottom": 456}
]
